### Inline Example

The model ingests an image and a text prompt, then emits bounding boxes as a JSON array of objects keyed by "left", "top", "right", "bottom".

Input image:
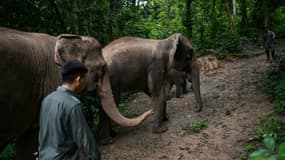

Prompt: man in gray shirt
[
  {"left": 39, "top": 60, "right": 100, "bottom": 160},
  {"left": 263, "top": 27, "right": 276, "bottom": 61}
]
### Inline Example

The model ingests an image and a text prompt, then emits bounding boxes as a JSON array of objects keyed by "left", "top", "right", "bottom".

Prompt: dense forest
[
  {"left": 1, "top": 0, "right": 285, "bottom": 159},
  {"left": 1, "top": 0, "right": 285, "bottom": 54}
]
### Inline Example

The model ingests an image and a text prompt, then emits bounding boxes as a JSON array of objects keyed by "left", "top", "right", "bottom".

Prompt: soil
[{"left": 99, "top": 40, "right": 284, "bottom": 160}]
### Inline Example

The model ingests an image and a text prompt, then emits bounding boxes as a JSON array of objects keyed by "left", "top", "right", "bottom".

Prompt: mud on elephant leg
[{"left": 16, "top": 128, "right": 38, "bottom": 160}]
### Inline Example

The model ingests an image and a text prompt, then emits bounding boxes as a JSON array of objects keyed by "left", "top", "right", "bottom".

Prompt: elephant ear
[
  {"left": 167, "top": 33, "right": 195, "bottom": 72},
  {"left": 54, "top": 34, "right": 84, "bottom": 65},
  {"left": 167, "top": 33, "right": 181, "bottom": 70}
]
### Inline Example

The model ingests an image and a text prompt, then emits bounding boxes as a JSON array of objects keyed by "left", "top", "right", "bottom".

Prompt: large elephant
[
  {"left": 99, "top": 33, "right": 203, "bottom": 141},
  {"left": 0, "top": 27, "right": 151, "bottom": 160}
]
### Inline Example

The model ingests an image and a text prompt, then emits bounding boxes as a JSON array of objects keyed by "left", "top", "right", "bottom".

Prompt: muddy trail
[{"left": 99, "top": 40, "right": 284, "bottom": 160}]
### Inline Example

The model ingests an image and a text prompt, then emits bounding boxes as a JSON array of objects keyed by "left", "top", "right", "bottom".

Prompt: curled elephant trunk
[
  {"left": 190, "top": 58, "right": 203, "bottom": 112},
  {"left": 98, "top": 72, "right": 153, "bottom": 126}
]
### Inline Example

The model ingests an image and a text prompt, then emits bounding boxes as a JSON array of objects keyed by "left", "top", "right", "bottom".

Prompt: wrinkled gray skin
[
  {"left": 166, "top": 69, "right": 192, "bottom": 99},
  {"left": 100, "top": 33, "right": 203, "bottom": 140},
  {"left": 0, "top": 27, "right": 151, "bottom": 160}
]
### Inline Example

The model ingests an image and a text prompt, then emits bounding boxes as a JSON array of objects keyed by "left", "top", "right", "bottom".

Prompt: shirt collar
[{"left": 57, "top": 86, "right": 77, "bottom": 96}]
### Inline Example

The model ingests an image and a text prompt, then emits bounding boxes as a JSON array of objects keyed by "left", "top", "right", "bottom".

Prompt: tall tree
[
  {"left": 184, "top": 0, "right": 193, "bottom": 38},
  {"left": 263, "top": 0, "right": 270, "bottom": 28},
  {"left": 233, "top": 0, "right": 237, "bottom": 16},
  {"left": 240, "top": 0, "right": 248, "bottom": 34},
  {"left": 47, "top": 0, "right": 66, "bottom": 32},
  {"left": 223, "top": 0, "right": 234, "bottom": 32}
]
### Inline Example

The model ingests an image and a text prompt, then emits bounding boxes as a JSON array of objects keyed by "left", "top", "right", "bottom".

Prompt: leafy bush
[
  {"left": 264, "top": 57, "right": 285, "bottom": 113},
  {"left": 118, "top": 96, "right": 135, "bottom": 118},
  {"left": 80, "top": 96, "right": 100, "bottom": 128},
  {"left": 215, "top": 31, "right": 244, "bottom": 53},
  {"left": 186, "top": 118, "right": 208, "bottom": 133},
  {"left": 253, "top": 116, "right": 284, "bottom": 141},
  {"left": 0, "top": 144, "right": 16, "bottom": 160},
  {"left": 249, "top": 136, "right": 285, "bottom": 160}
]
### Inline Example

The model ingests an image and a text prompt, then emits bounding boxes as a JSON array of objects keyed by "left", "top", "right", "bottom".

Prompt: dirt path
[{"left": 100, "top": 49, "right": 276, "bottom": 160}]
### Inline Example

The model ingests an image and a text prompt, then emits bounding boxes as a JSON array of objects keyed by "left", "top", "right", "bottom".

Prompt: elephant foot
[
  {"left": 152, "top": 125, "right": 168, "bottom": 133},
  {"left": 110, "top": 129, "right": 117, "bottom": 137},
  {"left": 163, "top": 114, "right": 169, "bottom": 121},
  {"left": 98, "top": 136, "right": 116, "bottom": 145},
  {"left": 98, "top": 129, "right": 117, "bottom": 145}
]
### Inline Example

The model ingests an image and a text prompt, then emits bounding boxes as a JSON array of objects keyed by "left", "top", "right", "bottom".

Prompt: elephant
[
  {"left": 165, "top": 69, "right": 192, "bottom": 99},
  {"left": 0, "top": 27, "right": 152, "bottom": 160},
  {"left": 98, "top": 33, "right": 203, "bottom": 142}
]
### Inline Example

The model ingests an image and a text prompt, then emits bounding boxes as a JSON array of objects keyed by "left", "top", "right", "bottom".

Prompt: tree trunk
[
  {"left": 233, "top": 0, "right": 236, "bottom": 16},
  {"left": 200, "top": 0, "right": 205, "bottom": 48},
  {"left": 240, "top": 0, "right": 248, "bottom": 33},
  {"left": 47, "top": 0, "right": 66, "bottom": 32},
  {"left": 184, "top": 0, "right": 193, "bottom": 38},
  {"left": 223, "top": 0, "right": 234, "bottom": 32},
  {"left": 264, "top": 0, "right": 269, "bottom": 28},
  {"left": 212, "top": 0, "right": 216, "bottom": 16},
  {"left": 108, "top": 0, "right": 117, "bottom": 40}
]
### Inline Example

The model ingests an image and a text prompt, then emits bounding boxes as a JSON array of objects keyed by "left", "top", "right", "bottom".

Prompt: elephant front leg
[
  {"left": 148, "top": 70, "right": 168, "bottom": 133},
  {"left": 97, "top": 108, "right": 116, "bottom": 145},
  {"left": 151, "top": 93, "right": 168, "bottom": 133}
]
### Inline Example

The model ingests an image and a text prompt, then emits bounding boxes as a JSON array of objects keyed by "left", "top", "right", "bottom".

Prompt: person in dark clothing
[
  {"left": 263, "top": 27, "right": 276, "bottom": 61},
  {"left": 39, "top": 60, "right": 100, "bottom": 160}
]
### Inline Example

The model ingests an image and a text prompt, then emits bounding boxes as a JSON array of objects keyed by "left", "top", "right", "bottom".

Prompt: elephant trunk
[
  {"left": 190, "top": 58, "right": 203, "bottom": 112},
  {"left": 98, "top": 72, "right": 153, "bottom": 126}
]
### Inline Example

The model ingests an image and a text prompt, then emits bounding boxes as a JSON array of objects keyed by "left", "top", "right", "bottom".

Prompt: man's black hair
[{"left": 61, "top": 60, "right": 88, "bottom": 83}]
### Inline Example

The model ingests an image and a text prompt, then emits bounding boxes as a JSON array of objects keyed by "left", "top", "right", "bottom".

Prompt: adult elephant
[
  {"left": 99, "top": 33, "right": 203, "bottom": 142},
  {"left": 0, "top": 27, "right": 151, "bottom": 160}
]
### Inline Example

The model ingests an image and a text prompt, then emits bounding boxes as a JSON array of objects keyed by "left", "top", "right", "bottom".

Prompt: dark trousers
[{"left": 266, "top": 47, "right": 275, "bottom": 60}]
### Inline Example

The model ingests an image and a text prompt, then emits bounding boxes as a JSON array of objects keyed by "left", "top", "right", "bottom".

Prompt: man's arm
[
  {"left": 69, "top": 104, "right": 101, "bottom": 160},
  {"left": 272, "top": 31, "right": 276, "bottom": 39}
]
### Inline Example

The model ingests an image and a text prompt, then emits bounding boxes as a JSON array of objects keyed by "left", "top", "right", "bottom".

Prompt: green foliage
[
  {"left": 118, "top": 96, "right": 135, "bottom": 118},
  {"left": 249, "top": 137, "right": 285, "bottom": 160},
  {"left": 253, "top": 116, "right": 284, "bottom": 141},
  {"left": 0, "top": 144, "right": 16, "bottom": 160},
  {"left": 1, "top": 0, "right": 284, "bottom": 55},
  {"left": 264, "top": 57, "right": 285, "bottom": 113},
  {"left": 245, "top": 143, "right": 257, "bottom": 154},
  {"left": 186, "top": 118, "right": 208, "bottom": 133},
  {"left": 80, "top": 96, "right": 100, "bottom": 131}
]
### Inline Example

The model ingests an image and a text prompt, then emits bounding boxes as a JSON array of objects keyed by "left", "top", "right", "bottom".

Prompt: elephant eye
[{"left": 186, "top": 54, "right": 192, "bottom": 60}]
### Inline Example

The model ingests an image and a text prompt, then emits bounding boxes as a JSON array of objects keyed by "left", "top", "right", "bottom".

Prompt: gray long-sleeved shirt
[{"left": 39, "top": 86, "right": 100, "bottom": 160}]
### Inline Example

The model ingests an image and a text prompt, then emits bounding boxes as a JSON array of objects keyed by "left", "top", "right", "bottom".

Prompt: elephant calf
[{"left": 166, "top": 69, "right": 192, "bottom": 100}]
